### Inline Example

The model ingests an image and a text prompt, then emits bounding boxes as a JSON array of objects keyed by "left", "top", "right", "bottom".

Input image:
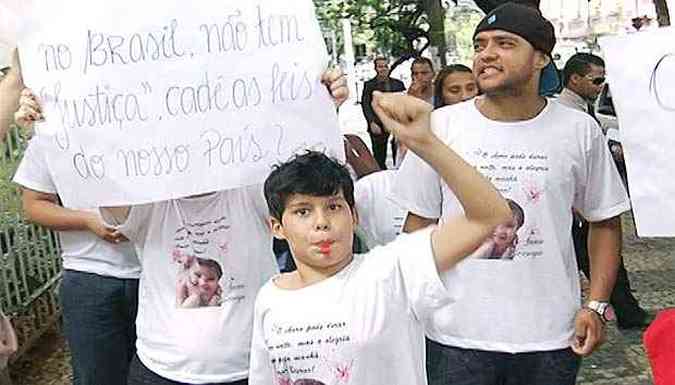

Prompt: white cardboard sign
[
  {"left": 19, "top": 0, "right": 343, "bottom": 208},
  {"left": 600, "top": 27, "right": 675, "bottom": 237}
]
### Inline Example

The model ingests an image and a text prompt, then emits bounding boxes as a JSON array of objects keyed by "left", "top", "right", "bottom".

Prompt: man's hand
[
  {"left": 321, "top": 68, "right": 348, "bottom": 107},
  {"left": 84, "top": 212, "right": 128, "bottom": 244},
  {"left": 371, "top": 91, "right": 434, "bottom": 152},
  {"left": 571, "top": 308, "right": 606, "bottom": 356},
  {"left": 15, "top": 88, "right": 43, "bottom": 130},
  {"left": 369, "top": 121, "right": 382, "bottom": 135}
]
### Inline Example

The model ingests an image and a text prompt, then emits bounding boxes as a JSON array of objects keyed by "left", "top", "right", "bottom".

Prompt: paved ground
[{"left": 7, "top": 98, "right": 675, "bottom": 384}]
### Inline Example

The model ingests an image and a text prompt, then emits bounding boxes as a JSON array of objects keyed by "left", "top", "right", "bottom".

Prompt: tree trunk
[
  {"left": 654, "top": 0, "right": 671, "bottom": 26},
  {"left": 423, "top": 0, "right": 448, "bottom": 66}
]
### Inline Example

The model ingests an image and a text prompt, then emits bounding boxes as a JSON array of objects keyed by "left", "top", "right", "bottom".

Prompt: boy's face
[
  {"left": 270, "top": 191, "right": 357, "bottom": 274},
  {"left": 196, "top": 264, "right": 220, "bottom": 299},
  {"left": 492, "top": 216, "right": 520, "bottom": 247}
]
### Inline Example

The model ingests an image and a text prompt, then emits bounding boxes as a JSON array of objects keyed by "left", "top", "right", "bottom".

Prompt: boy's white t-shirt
[
  {"left": 117, "top": 188, "right": 278, "bottom": 383},
  {"left": 354, "top": 170, "right": 406, "bottom": 248},
  {"left": 13, "top": 136, "right": 140, "bottom": 279},
  {"left": 249, "top": 228, "right": 454, "bottom": 385},
  {"left": 392, "top": 98, "right": 631, "bottom": 353}
]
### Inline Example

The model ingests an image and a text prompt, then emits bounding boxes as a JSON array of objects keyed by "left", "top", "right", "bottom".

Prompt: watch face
[{"left": 604, "top": 306, "right": 616, "bottom": 322}]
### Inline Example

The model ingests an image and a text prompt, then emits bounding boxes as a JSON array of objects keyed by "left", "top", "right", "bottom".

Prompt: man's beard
[{"left": 478, "top": 69, "right": 535, "bottom": 97}]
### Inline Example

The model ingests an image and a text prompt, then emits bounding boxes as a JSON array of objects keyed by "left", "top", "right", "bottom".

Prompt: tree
[{"left": 314, "top": 0, "right": 456, "bottom": 70}]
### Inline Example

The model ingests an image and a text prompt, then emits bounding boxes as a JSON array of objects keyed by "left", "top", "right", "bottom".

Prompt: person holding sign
[
  {"left": 392, "top": 4, "right": 630, "bottom": 384},
  {"left": 248, "top": 91, "right": 511, "bottom": 384},
  {"left": 94, "top": 69, "right": 347, "bottom": 385},
  {"left": 14, "top": 92, "right": 141, "bottom": 385}
]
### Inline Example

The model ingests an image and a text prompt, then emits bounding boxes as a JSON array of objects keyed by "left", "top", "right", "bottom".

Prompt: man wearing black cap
[{"left": 392, "top": 3, "right": 628, "bottom": 384}]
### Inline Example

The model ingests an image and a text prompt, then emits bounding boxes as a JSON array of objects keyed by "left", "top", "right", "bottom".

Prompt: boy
[{"left": 248, "top": 92, "right": 511, "bottom": 384}]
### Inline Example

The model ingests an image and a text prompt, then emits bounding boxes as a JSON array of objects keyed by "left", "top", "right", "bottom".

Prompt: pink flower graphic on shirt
[
  {"left": 277, "top": 377, "right": 292, "bottom": 385},
  {"left": 334, "top": 360, "right": 353, "bottom": 383},
  {"left": 522, "top": 180, "right": 543, "bottom": 205},
  {"left": 171, "top": 249, "right": 183, "bottom": 262}
]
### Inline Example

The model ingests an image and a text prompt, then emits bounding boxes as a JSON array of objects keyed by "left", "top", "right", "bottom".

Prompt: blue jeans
[
  {"left": 60, "top": 270, "right": 139, "bottom": 385},
  {"left": 127, "top": 354, "right": 248, "bottom": 385},
  {"left": 426, "top": 339, "right": 581, "bottom": 385}
]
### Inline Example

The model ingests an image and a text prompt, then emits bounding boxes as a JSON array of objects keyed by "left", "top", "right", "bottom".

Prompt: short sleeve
[
  {"left": 391, "top": 151, "right": 442, "bottom": 220},
  {"left": 354, "top": 174, "right": 379, "bottom": 246},
  {"left": 390, "top": 110, "right": 450, "bottom": 220},
  {"left": 248, "top": 288, "right": 276, "bottom": 385},
  {"left": 13, "top": 136, "right": 58, "bottom": 194},
  {"left": 375, "top": 228, "right": 454, "bottom": 321},
  {"left": 573, "top": 123, "right": 630, "bottom": 221}
]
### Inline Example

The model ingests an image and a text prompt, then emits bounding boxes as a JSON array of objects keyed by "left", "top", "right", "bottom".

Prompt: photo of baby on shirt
[
  {"left": 473, "top": 199, "right": 524, "bottom": 260},
  {"left": 173, "top": 249, "right": 224, "bottom": 308}
]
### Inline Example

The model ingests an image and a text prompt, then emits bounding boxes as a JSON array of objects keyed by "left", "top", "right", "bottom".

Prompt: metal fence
[{"left": 0, "top": 125, "right": 62, "bottom": 362}]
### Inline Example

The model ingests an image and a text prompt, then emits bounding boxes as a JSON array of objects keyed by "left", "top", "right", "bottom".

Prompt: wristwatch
[{"left": 585, "top": 300, "right": 616, "bottom": 323}]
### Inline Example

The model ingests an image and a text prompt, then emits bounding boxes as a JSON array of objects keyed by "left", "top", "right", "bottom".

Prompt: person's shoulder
[{"left": 391, "top": 77, "right": 405, "bottom": 85}]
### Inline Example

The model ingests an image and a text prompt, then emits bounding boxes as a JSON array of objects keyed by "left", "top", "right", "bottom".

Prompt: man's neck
[
  {"left": 476, "top": 92, "right": 547, "bottom": 122},
  {"left": 565, "top": 87, "right": 589, "bottom": 103}
]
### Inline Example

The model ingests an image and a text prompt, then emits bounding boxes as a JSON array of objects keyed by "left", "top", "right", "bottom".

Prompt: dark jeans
[
  {"left": 369, "top": 132, "right": 390, "bottom": 170},
  {"left": 128, "top": 355, "right": 248, "bottom": 385},
  {"left": 426, "top": 340, "right": 580, "bottom": 385},
  {"left": 60, "top": 270, "right": 139, "bottom": 385},
  {"left": 572, "top": 215, "right": 646, "bottom": 323}
]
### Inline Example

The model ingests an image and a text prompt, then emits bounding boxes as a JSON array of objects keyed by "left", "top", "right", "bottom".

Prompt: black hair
[
  {"left": 373, "top": 56, "right": 388, "bottom": 66},
  {"left": 433, "top": 64, "right": 474, "bottom": 108},
  {"left": 197, "top": 258, "right": 223, "bottom": 279},
  {"left": 411, "top": 56, "right": 434, "bottom": 71},
  {"left": 506, "top": 199, "right": 525, "bottom": 228},
  {"left": 562, "top": 53, "right": 605, "bottom": 87},
  {"left": 264, "top": 151, "right": 355, "bottom": 221}
]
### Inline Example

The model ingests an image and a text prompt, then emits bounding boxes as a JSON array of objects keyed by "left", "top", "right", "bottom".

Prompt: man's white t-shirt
[
  {"left": 249, "top": 228, "right": 454, "bottom": 385},
  {"left": 13, "top": 135, "right": 140, "bottom": 279},
  {"left": 354, "top": 170, "right": 406, "bottom": 248},
  {"left": 117, "top": 188, "right": 278, "bottom": 383},
  {"left": 392, "top": 98, "right": 631, "bottom": 353}
]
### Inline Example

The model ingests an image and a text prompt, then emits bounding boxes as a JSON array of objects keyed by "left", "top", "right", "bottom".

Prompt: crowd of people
[{"left": 0, "top": 1, "right": 666, "bottom": 385}]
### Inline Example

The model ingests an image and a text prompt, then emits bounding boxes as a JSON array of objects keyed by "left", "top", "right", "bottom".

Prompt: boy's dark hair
[
  {"left": 197, "top": 258, "right": 223, "bottom": 279},
  {"left": 563, "top": 53, "right": 605, "bottom": 86},
  {"left": 264, "top": 151, "right": 355, "bottom": 221},
  {"left": 411, "top": 56, "right": 434, "bottom": 71},
  {"left": 507, "top": 199, "right": 525, "bottom": 228},
  {"left": 433, "top": 64, "right": 474, "bottom": 108}
]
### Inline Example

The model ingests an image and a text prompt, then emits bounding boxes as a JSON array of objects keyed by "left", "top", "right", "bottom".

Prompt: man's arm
[
  {"left": 373, "top": 92, "right": 510, "bottom": 272},
  {"left": 587, "top": 216, "right": 622, "bottom": 302},
  {"left": 0, "top": 50, "right": 23, "bottom": 139},
  {"left": 22, "top": 188, "right": 126, "bottom": 243}
]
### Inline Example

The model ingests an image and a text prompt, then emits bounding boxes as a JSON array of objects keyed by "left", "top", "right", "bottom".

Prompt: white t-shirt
[
  {"left": 117, "top": 187, "right": 278, "bottom": 383},
  {"left": 392, "top": 98, "right": 631, "bottom": 353},
  {"left": 13, "top": 136, "right": 140, "bottom": 279},
  {"left": 354, "top": 170, "right": 406, "bottom": 248},
  {"left": 249, "top": 228, "right": 454, "bottom": 385}
]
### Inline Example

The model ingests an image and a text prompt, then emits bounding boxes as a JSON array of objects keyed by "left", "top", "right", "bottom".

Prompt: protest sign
[
  {"left": 18, "top": 0, "right": 342, "bottom": 208},
  {"left": 600, "top": 27, "right": 675, "bottom": 236}
]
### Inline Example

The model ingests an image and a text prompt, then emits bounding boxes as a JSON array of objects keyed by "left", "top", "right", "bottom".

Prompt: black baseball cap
[{"left": 473, "top": 2, "right": 561, "bottom": 95}]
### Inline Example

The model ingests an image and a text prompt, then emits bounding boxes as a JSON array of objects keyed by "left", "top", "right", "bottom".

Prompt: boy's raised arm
[{"left": 372, "top": 92, "right": 511, "bottom": 272}]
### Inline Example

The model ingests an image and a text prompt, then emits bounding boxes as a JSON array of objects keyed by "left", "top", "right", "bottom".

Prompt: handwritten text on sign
[
  {"left": 600, "top": 27, "right": 675, "bottom": 236},
  {"left": 19, "top": 0, "right": 342, "bottom": 208}
]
